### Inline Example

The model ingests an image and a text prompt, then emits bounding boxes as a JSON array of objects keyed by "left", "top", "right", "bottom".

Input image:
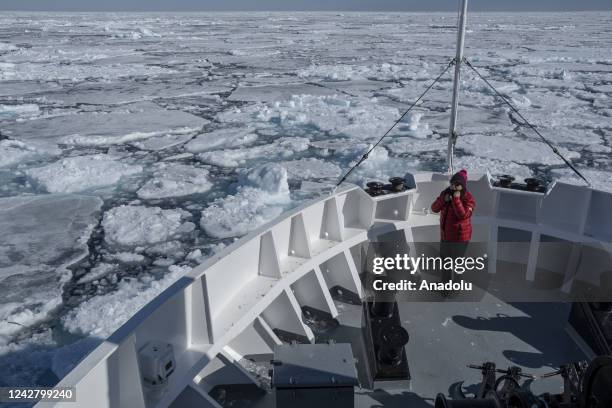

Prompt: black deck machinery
[{"left": 434, "top": 356, "right": 612, "bottom": 408}]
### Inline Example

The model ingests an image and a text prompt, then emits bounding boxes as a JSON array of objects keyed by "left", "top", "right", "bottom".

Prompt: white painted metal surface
[
  {"left": 35, "top": 173, "right": 612, "bottom": 408},
  {"left": 446, "top": 0, "right": 469, "bottom": 174}
]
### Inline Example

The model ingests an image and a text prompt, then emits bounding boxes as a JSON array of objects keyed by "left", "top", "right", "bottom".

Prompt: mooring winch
[{"left": 435, "top": 356, "right": 612, "bottom": 408}]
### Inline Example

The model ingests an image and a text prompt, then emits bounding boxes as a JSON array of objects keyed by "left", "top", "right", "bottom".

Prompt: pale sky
[{"left": 1, "top": 0, "right": 611, "bottom": 12}]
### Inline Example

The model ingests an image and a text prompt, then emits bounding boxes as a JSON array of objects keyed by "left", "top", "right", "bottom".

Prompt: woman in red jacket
[{"left": 430, "top": 169, "right": 476, "bottom": 290}]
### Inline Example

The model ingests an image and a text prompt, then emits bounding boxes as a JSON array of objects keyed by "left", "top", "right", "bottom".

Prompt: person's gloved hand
[{"left": 450, "top": 184, "right": 462, "bottom": 198}]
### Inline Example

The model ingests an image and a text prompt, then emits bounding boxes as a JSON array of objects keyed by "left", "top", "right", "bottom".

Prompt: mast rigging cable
[
  {"left": 335, "top": 58, "right": 456, "bottom": 187},
  {"left": 463, "top": 58, "right": 591, "bottom": 187},
  {"left": 334, "top": 58, "right": 592, "bottom": 188}
]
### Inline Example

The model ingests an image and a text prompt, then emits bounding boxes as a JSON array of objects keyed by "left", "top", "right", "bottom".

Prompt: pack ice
[
  {"left": 200, "top": 163, "right": 291, "bottom": 238},
  {"left": 136, "top": 163, "right": 213, "bottom": 200},
  {"left": 1, "top": 102, "right": 207, "bottom": 150},
  {"left": 26, "top": 154, "right": 142, "bottom": 194},
  {"left": 102, "top": 205, "right": 195, "bottom": 248},
  {"left": 0, "top": 195, "right": 102, "bottom": 345}
]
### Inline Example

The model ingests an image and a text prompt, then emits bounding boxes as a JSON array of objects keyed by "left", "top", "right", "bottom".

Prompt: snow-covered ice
[
  {"left": 297, "top": 62, "right": 416, "bottom": 82},
  {"left": 102, "top": 205, "right": 194, "bottom": 248},
  {"left": 62, "top": 265, "right": 190, "bottom": 338},
  {"left": 348, "top": 146, "right": 421, "bottom": 184},
  {"left": 551, "top": 167, "right": 612, "bottom": 193},
  {"left": 0, "top": 60, "right": 173, "bottom": 82},
  {"left": 128, "top": 133, "right": 195, "bottom": 151},
  {"left": 0, "top": 139, "right": 57, "bottom": 168},
  {"left": 458, "top": 133, "right": 581, "bottom": 165},
  {"left": 0, "top": 195, "right": 102, "bottom": 345},
  {"left": 453, "top": 156, "right": 533, "bottom": 180},
  {"left": 105, "top": 252, "right": 146, "bottom": 264},
  {"left": 26, "top": 154, "right": 142, "bottom": 194},
  {"left": 281, "top": 158, "right": 342, "bottom": 180},
  {"left": 2, "top": 102, "right": 207, "bottom": 150},
  {"left": 76, "top": 263, "right": 117, "bottom": 285},
  {"left": 184, "top": 127, "right": 259, "bottom": 153},
  {"left": 136, "top": 163, "right": 213, "bottom": 200},
  {"left": 200, "top": 163, "right": 291, "bottom": 238},
  {"left": 0, "top": 104, "right": 40, "bottom": 120},
  {"left": 219, "top": 94, "right": 401, "bottom": 141},
  {"left": 198, "top": 137, "right": 309, "bottom": 167},
  {"left": 241, "top": 162, "right": 291, "bottom": 194},
  {"left": 385, "top": 135, "right": 447, "bottom": 154}
]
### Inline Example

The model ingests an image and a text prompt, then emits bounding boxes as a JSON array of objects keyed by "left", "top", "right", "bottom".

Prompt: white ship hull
[{"left": 37, "top": 171, "right": 612, "bottom": 408}]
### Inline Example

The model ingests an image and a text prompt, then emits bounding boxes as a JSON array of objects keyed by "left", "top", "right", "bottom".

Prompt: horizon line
[{"left": 1, "top": 9, "right": 612, "bottom": 13}]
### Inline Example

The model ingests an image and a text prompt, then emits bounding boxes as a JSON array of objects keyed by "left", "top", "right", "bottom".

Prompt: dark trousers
[{"left": 439, "top": 240, "right": 469, "bottom": 282}]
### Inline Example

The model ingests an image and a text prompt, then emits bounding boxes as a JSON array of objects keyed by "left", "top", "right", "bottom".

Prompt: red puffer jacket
[{"left": 430, "top": 190, "right": 476, "bottom": 242}]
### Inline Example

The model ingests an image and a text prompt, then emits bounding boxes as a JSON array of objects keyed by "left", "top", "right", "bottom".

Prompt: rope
[
  {"left": 335, "top": 58, "right": 456, "bottom": 187},
  {"left": 463, "top": 58, "right": 591, "bottom": 187}
]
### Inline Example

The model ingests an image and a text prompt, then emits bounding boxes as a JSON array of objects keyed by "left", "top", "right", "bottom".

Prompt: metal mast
[{"left": 446, "top": 0, "right": 469, "bottom": 174}]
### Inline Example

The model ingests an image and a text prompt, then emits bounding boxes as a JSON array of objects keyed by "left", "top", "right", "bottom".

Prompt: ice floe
[
  {"left": 0, "top": 61, "right": 173, "bottom": 82},
  {"left": 62, "top": 265, "right": 189, "bottom": 337},
  {"left": 2, "top": 102, "right": 207, "bottom": 150},
  {"left": 241, "top": 162, "right": 291, "bottom": 194},
  {"left": 146, "top": 240, "right": 186, "bottom": 258},
  {"left": 105, "top": 252, "right": 146, "bottom": 264},
  {"left": 551, "top": 168, "right": 612, "bottom": 193},
  {"left": 62, "top": 127, "right": 201, "bottom": 148},
  {"left": 227, "top": 83, "right": 337, "bottom": 103},
  {"left": 281, "top": 158, "right": 342, "bottom": 180},
  {"left": 198, "top": 137, "right": 309, "bottom": 168},
  {"left": 0, "top": 103, "right": 40, "bottom": 120},
  {"left": 162, "top": 152, "right": 195, "bottom": 162},
  {"left": 40, "top": 80, "right": 228, "bottom": 107},
  {"left": 26, "top": 154, "right": 143, "bottom": 194},
  {"left": 76, "top": 263, "right": 117, "bottom": 285},
  {"left": 0, "top": 139, "right": 58, "bottom": 168},
  {"left": 583, "top": 143, "right": 612, "bottom": 154},
  {"left": 297, "top": 63, "right": 413, "bottom": 81},
  {"left": 458, "top": 134, "right": 581, "bottom": 165},
  {"left": 384, "top": 135, "right": 447, "bottom": 154},
  {"left": 102, "top": 205, "right": 195, "bottom": 248},
  {"left": 0, "top": 195, "right": 102, "bottom": 345},
  {"left": 218, "top": 94, "right": 400, "bottom": 141},
  {"left": 454, "top": 156, "right": 533, "bottom": 180},
  {"left": 398, "top": 112, "right": 433, "bottom": 139},
  {"left": 200, "top": 163, "right": 291, "bottom": 238},
  {"left": 136, "top": 163, "right": 213, "bottom": 200},
  {"left": 184, "top": 127, "right": 259, "bottom": 153},
  {"left": 348, "top": 146, "right": 421, "bottom": 185},
  {"left": 0, "top": 42, "right": 17, "bottom": 52},
  {"left": 537, "top": 128, "right": 604, "bottom": 146},
  {"left": 511, "top": 104, "right": 610, "bottom": 130},
  {"left": 128, "top": 133, "right": 195, "bottom": 151}
]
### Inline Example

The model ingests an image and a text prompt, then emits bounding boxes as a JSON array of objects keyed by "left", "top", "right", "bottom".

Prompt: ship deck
[{"left": 190, "top": 296, "right": 587, "bottom": 408}]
